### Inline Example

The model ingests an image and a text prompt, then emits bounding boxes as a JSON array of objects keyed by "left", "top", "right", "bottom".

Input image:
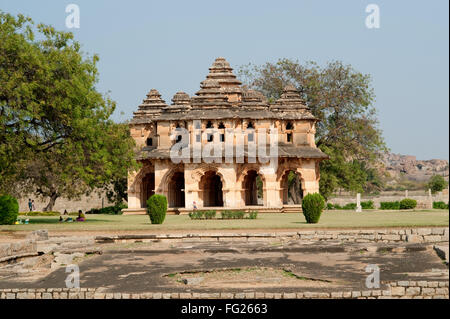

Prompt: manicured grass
[{"left": 0, "top": 210, "right": 448, "bottom": 232}]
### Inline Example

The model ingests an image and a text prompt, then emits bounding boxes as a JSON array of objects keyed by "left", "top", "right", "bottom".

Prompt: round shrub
[
  {"left": 0, "top": 195, "right": 19, "bottom": 225},
  {"left": 146, "top": 194, "right": 167, "bottom": 224},
  {"left": 433, "top": 201, "right": 449, "bottom": 210},
  {"left": 399, "top": 198, "right": 417, "bottom": 210},
  {"left": 302, "top": 193, "right": 325, "bottom": 224}
]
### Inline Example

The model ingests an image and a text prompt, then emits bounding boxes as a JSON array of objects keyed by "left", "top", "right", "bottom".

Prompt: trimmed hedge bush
[
  {"left": 343, "top": 203, "right": 357, "bottom": 210},
  {"left": 433, "top": 201, "right": 449, "bottom": 209},
  {"left": 20, "top": 211, "right": 61, "bottom": 216},
  {"left": 204, "top": 210, "right": 217, "bottom": 219},
  {"left": 361, "top": 200, "right": 375, "bottom": 209},
  {"left": 189, "top": 210, "right": 258, "bottom": 220},
  {"left": 86, "top": 204, "right": 126, "bottom": 215},
  {"left": 0, "top": 195, "right": 19, "bottom": 225},
  {"left": 302, "top": 193, "right": 325, "bottom": 224},
  {"left": 221, "top": 211, "right": 245, "bottom": 219},
  {"left": 248, "top": 211, "right": 258, "bottom": 219},
  {"left": 380, "top": 201, "right": 400, "bottom": 210},
  {"left": 189, "top": 211, "right": 204, "bottom": 219},
  {"left": 399, "top": 198, "right": 417, "bottom": 210},
  {"left": 146, "top": 194, "right": 167, "bottom": 224},
  {"left": 327, "top": 201, "right": 374, "bottom": 210}
]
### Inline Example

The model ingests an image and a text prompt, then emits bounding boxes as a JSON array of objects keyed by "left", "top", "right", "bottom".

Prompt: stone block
[
  {"left": 391, "top": 287, "right": 405, "bottom": 296},
  {"left": 405, "top": 287, "right": 420, "bottom": 296},
  {"left": 406, "top": 235, "right": 423, "bottom": 243},
  {"left": 351, "top": 291, "right": 361, "bottom": 298}
]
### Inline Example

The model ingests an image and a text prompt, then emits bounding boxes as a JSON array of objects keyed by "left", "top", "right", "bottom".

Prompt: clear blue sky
[{"left": 1, "top": 0, "right": 448, "bottom": 160}]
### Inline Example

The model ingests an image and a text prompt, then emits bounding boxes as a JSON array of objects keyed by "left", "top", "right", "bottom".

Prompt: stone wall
[
  {"left": 329, "top": 191, "right": 449, "bottom": 209},
  {"left": 18, "top": 191, "right": 110, "bottom": 213},
  {"left": 1, "top": 280, "right": 447, "bottom": 299},
  {"left": 95, "top": 227, "right": 449, "bottom": 244}
]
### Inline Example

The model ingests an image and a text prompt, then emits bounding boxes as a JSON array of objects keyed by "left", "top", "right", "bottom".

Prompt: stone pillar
[
  {"left": 301, "top": 160, "right": 320, "bottom": 195},
  {"left": 184, "top": 166, "right": 195, "bottom": 210},
  {"left": 405, "top": 190, "right": 408, "bottom": 198},
  {"left": 127, "top": 170, "right": 141, "bottom": 209},
  {"left": 428, "top": 188, "right": 433, "bottom": 209},
  {"left": 220, "top": 164, "right": 237, "bottom": 208},
  {"left": 261, "top": 165, "right": 282, "bottom": 208},
  {"left": 154, "top": 160, "right": 170, "bottom": 196},
  {"left": 356, "top": 193, "right": 362, "bottom": 212}
]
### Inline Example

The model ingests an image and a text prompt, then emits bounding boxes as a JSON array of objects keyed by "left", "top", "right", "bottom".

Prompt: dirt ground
[{"left": 1, "top": 239, "right": 448, "bottom": 293}]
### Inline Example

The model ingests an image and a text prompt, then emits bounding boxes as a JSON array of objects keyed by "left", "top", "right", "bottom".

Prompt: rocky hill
[{"left": 382, "top": 153, "right": 449, "bottom": 182}]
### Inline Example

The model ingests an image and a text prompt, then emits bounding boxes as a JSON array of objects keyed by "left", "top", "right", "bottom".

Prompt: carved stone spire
[
  {"left": 163, "top": 91, "right": 192, "bottom": 113},
  {"left": 241, "top": 89, "right": 268, "bottom": 109},
  {"left": 270, "top": 85, "right": 309, "bottom": 112},
  {"left": 133, "top": 89, "right": 167, "bottom": 120},
  {"left": 191, "top": 78, "right": 230, "bottom": 109},
  {"left": 206, "top": 57, "right": 242, "bottom": 104}
]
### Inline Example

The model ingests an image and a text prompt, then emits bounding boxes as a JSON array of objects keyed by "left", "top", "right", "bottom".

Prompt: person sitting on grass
[{"left": 76, "top": 210, "right": 85, "bottom": 222}]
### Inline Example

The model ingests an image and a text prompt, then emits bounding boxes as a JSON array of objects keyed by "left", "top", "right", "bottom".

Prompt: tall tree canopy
[
  {"left": 239, "top": 59, "right": 387, "bottom": 199},
  {"left": 0, "top": 11, "right": 137, "bottom": 209}
]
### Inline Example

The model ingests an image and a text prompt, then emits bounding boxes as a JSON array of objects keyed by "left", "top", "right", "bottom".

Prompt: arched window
[
  {"left": 287, "top": 133, "right": 293, "bottom": 143},
  {"left": 286, "top": 122, "right": 294, "bottom": 130},
  {"left": 174, "top": 124, "right": 183, "bottom": 144},
  {"left": 146, "top": 137, "right": 153, "bottom": 146},
  {"left": 206, "top": 121, "right": 214, "bottom": 129},
  {"left": 247, "top": 121, "right": 254, "bottom": 129},
  {"left": 218, "top": 122, "right": 225, "bottom": 129}
]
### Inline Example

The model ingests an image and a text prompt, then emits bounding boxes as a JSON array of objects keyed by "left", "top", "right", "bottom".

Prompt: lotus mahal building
[{"left": 124, "top": 58, "right": 328, "bottom": 214}]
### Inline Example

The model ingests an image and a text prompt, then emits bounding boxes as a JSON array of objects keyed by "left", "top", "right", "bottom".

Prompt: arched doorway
[
  {"left": 168, "top": 172, "right": 185, "bottom": 208},
  {"left": 243, "top": 170, "right": 264, "bottom": 206},
  {"left": 200, "top": 171, "right": 223, "bottom": 207},
  {"left": 280, "top": 170, "right": 303, "bottom": 205},
  {"left": 141, "top": 172, "right": 155, "bottom": 208}
]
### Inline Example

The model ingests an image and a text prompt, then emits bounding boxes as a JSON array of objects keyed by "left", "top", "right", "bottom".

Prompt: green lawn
[{"left": 0, "top": 210, "right": 448, "bottom": 232}]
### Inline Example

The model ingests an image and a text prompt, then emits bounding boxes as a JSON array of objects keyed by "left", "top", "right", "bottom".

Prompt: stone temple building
[{"left": 124, "top": 58, "right": 328, "bottom": 214}]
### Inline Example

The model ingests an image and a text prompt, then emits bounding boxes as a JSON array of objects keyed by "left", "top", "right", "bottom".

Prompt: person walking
[
  {"left": 28, "top": 199, "right": 32, "bottom": 212},
  {"left": 31, "top": 200, "right": 36, "bottom": 211}
]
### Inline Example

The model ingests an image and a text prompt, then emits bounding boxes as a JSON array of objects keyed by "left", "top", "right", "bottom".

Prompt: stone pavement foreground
[{"left": 0, "top": 228, "right": 448, "bottom": 299}]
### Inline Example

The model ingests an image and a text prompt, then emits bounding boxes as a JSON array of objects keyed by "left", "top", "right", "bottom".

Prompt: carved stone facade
[{"left": 125, "top": 58, "right": 328, "bottom": 214}]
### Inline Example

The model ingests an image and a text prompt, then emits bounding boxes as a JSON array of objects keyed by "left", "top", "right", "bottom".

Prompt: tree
[
  {"left": 239, "top": 59, "right": 387, "bottom": 199},
  {"left": 0, "top": 11, "right": 138, "bottom": 209},
  {"left": 19, "top": 122, "right": 136, "bottom": 211},
  {"left": 427, "top": 175, "right": 448, "bottom": 194}
]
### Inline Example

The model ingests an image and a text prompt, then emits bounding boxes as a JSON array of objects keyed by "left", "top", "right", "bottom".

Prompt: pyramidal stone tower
[{"left": 125, "top": 57, "right": 328, "bottom": 214}]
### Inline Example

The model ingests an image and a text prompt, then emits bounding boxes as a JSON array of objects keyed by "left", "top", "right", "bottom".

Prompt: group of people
[{"left": 59, "top": 210, "right": 86, "bottom": 223}]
